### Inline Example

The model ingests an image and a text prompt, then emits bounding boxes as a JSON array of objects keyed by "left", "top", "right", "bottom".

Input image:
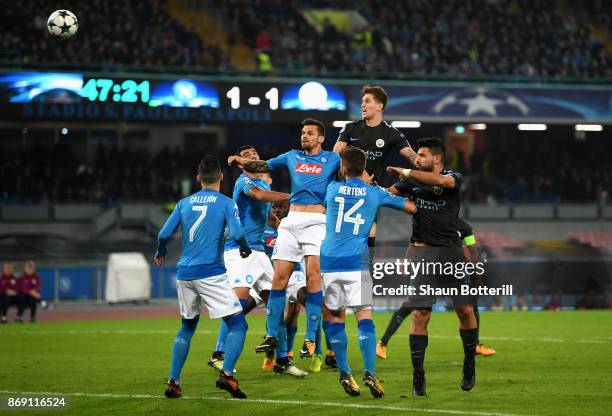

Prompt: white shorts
[
  {"left": 272, "top": 212, "right": 326, "bottom": 263},
  {"left": 176, "top": 274, "right": 243, "bottom": 319},
  {"left": 287, "top": 269, "right": 306, "bottom": 304},
  {"left": 322, "top": 270, "right": 374, "bottom": 311},
  {"left": 224, "top": 249, "right": 273, "bottom": 293}
]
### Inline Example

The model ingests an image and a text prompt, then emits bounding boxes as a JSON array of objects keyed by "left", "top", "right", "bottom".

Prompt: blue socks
[
  {"left": 323, "top": 320, "right": 332, "bottom": 352},
  {"left": 314, "top": 320, "right": 323, "bottom": 355},
  {"left": 327, "top": 322, "right": 350, "bottom": 374},
  {"left": 358, "top": 319, "right": 376, "bottom": 375},
  {"left": 305, "top": 291, "right": 323, "bottom": 341},
  {"left": 276, "top": 318, "right": 288, "bottom": 359},
  {"left": 215, "top": 320, "right": 229, "bottom": 353},
  {"left": 266, "top": 290, "right": 286, "bottom": 339},
  {"left": 169, "top": 315, "right": 200, "bottom": 381},
  {"left": 222, "top": 312, "right": 248, "bottom": 376},
  {"left": 287, "top": 325, "right": 298, "bottom": 353},
  {"left": 214, "top": 298, "right": 249, "bottom": 353}
]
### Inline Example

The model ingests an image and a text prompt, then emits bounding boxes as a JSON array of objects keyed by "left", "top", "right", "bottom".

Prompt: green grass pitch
[{"left": 1, "top": 311, "right": 611, "bottom": 416}]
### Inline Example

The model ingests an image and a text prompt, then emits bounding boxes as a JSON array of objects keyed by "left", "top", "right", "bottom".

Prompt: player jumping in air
[
  {"left": 333, "top": 85, "right": 418, "bottom": 251},
  {"left": 228, "top": 119, "right": 341, "bottom": 361},
  {"left": 208, "top": 145, "right": 308, "bottom": 376},
  {"left": 387, "top": 138, "right": 478, "bottom": 396},
  {"left": 321, "top": 146, "right": 416, "bottom": 397},
  {"left": 155, "top": 156, "right": 251, "bottom": 399}
]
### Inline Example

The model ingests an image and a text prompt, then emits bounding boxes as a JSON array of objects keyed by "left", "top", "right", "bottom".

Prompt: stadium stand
[{"left": 2, "top": 0, "right": 610, "bottom": 78}]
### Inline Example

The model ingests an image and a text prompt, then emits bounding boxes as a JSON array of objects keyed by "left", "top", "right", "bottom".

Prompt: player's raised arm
[
  {"left": 228, "top": 155, "right": 269, "bottom": 173},
  {"left": 154, "top": 201, "right": 182, "bottom": 265},
  {"left": 399, "top": 146, "right": 418, "bottom": 166},
  {"left": 378, "top": 187, "right": 417, "bottom": 214},
  {"left": 387, "top": 166, "right": 459, "bottom": 189},
  {"left": 332, "top": 122, "right": 351, "bottom": 153},
  {"left": 225, "top": 202, "right": 252, "bottom": 258},
  {"left": 247, "top": 187, "right": 290, "bottom": 202}
]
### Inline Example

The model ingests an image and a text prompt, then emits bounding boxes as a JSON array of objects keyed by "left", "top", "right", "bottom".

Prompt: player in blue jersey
[
  {"left": 209, "top": 145, "right": 306, "bottom": 377},
  {"left": 228, "top": 118, "right": 341, "bottom": 362},
  {"left": 321, "top": 146, "right": 416, "bottom": 398},
  {"left": 154, "top": 156, "right": 251, "bottom": 400}
]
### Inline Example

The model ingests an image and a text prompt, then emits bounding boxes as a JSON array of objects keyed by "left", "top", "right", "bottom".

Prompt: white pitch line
[
  {"left": 0, "top": 390, "right": 527, "bottom": 416},
  {"left": 1, "top": 329, "right": 610, "bottom": 344}
]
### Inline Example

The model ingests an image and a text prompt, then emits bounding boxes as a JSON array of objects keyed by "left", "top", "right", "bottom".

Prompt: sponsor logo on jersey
[
  {"left": 246, "top": 275, "right": 254, "bottom": 284},
  {"left": 309, "top": 313, "right": 320, "bottom": 321},
  {"left": 414, "top": 197, "right": 447, "bottom": 211},
  {"left": 365, "top": 150, "right": 383, "bottom": 160},
  {"left": 350, "top": 137, "right": 360, "bottom": 142},
  {"left": 295, "top": 163, "right": 323, "bottom": 175},
  {"left": 376, "top": 139, "right": 385, "bottom": 148},
  {"left": 266, "top": 237, "right": 277, "bottom": 247}
]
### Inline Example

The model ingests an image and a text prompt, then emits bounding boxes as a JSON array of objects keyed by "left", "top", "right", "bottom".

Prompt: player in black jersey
[
  {"left": 333, "top": 85, "right": 419, "bottom": 248},
  {"left": 386, "top": 137, "right": 478, "bottom": 396},
  {"left": 334, "top": 85, "right": 418, "bottom": 185},
  {"left": 375, "top": 218, "right": 496, "bottom": 359}
]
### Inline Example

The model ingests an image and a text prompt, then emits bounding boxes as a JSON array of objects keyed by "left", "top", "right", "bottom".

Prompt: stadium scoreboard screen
[{"left": 0, "top": 71, "right": 347, "bottom": 123}]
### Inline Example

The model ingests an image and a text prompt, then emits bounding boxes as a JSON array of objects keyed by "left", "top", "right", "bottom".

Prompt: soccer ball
[{"left": 47, "top": 10, "right": 78, "bottom": 40}]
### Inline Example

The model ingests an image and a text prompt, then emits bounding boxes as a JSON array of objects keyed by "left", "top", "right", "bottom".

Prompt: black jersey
[
  {"left": 456, "top": 218, "right": 473, "bottom": 240},
  {"left": 337, "top": 120, "right": 411, "bottom": 182},
  {"left": 394, "top": 169, "right": 463, "bottom": 247}
]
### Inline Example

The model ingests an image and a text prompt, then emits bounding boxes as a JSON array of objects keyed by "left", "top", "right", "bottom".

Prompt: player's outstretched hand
[
  {"left": 386, "top": 166, "right": 404, "bottom": 176},
  {"left": 240, "top": 248, "right": 252, "bottom": 258},
  {"left": 154, "top": 257, "right": 164, "bottom": 266},
  {"left": 227, "top": 155, "right": 238, "bottom": 166}
]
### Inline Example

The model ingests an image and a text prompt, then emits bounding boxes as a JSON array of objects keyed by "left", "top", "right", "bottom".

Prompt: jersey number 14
[{"left": 334, "top": 197, "right": 365, "bottom": 235}]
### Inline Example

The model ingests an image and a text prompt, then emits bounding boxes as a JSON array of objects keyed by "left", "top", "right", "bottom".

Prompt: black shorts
[{"left": 403, "top": 246, "right": 472, "bottom": 308}]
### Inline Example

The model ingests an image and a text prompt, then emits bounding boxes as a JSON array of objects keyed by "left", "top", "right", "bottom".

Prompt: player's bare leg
[{"left": 456, "top": 305, "right": 478, "bottom": 391}]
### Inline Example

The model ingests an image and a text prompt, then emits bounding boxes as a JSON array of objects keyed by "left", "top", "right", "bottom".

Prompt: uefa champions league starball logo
[{"left": 433, "top": 88, "right": 530, "bottom": 116}]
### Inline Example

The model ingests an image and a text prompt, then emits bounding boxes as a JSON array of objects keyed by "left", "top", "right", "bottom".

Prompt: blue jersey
[
  {"left": 225, "top": 173, "right": 271, "bottom": 252},
  {"left": 263, "top": 224, "right": 278, "bottom": 258},
  {"left": 156, "top": 189, "right": 250, "bottom": 280},
  {"left": 320, "top": 178, "right": 407, "bottom": 272},
  {"left": 266, "top": 149, "right": 340, "bottom": 205}
]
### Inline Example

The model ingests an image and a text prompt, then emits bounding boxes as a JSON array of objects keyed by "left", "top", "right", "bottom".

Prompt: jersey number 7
[
  {"left": 334, "top": 197, "right": 365, "bottom": 235},
  {"left": 189, "top": 206, "right": 208, "bottom": 242}
]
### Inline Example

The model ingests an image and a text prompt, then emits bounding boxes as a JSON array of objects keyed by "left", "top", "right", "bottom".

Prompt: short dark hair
[
  {"left": 341, "top": 146, "right": 366, "bottom": 178},
  {"left": 417, "top": 137, "right": 446, "bottom": 158},
  {"left": 197, "top": 155, "right": 222, "bottom": 184},
  {"left": 302, "top": 118, "right": 325, "bottom": 137},
  {"left": 236, "top": 145, "right": 256, "bottom": 156},
  {"left": 361, "top": 85, "right": 388, "bottom": 109}
]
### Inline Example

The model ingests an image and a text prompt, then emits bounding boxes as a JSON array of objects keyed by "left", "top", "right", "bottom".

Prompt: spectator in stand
[
  {"left": 0, "top": 263, "right": 19, "bottom": 323},
  {"left": 17, "top": 261, "right": 43, "bottom": 323}
]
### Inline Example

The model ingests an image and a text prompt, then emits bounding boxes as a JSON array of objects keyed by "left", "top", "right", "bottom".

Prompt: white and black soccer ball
[{"left": 47, "top": 10, "right": 78, "bottom": 40}]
